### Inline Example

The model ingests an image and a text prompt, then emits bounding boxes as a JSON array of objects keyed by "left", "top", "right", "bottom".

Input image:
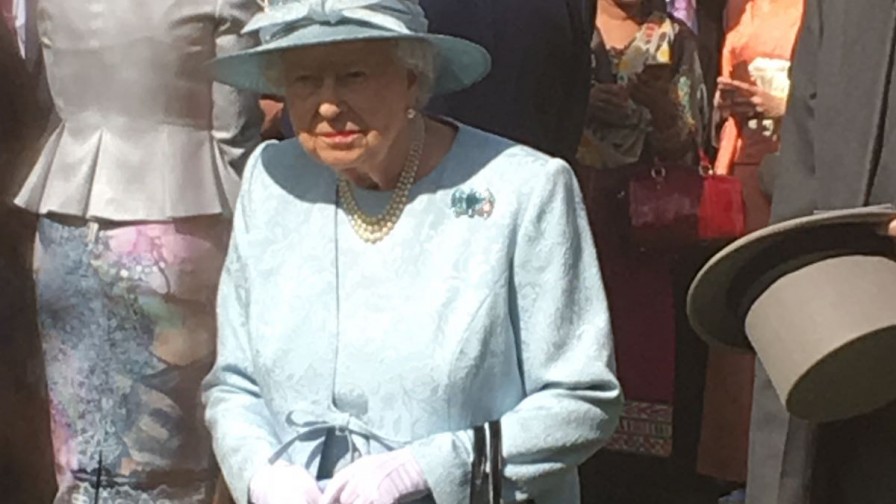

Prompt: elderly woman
[{"left": 202, "top": 1, "right": 623, "bottom": 503}]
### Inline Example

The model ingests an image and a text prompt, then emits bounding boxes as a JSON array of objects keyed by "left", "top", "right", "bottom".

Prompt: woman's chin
[{"left": 314, "top": 149, "right": 365, "bottom": 171}]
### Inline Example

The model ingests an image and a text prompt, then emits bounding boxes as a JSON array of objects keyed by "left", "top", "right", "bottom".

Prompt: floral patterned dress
[
  {"left": 35, "top": 216, "right": 229, "bottom": 503},
  {"left": 578, "top": 11, "right": 705, "bottom": 171},
  {"left": 575, "top": 10, "right": 707, "bottom": 459}
]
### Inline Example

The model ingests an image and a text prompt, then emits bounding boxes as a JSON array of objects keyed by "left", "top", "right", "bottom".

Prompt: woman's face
[{"left": 281, "top": 40, "right": 420, "bottom": 182}]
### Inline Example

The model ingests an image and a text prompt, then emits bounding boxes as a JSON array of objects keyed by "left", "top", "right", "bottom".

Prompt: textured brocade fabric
[
  {"left": 14, "top": 0, "right": 262, "bottom": 220},
  {"left": 203, "top": 124, "right": 624, "bottom": 504},
  {"left": 35, "top": 217, "right": 230, "bottom": 504}
]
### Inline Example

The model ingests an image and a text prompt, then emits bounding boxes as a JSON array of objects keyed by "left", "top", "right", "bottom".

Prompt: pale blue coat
[{"left": 202, "top": 124, "right": 623, "bottom": 504}]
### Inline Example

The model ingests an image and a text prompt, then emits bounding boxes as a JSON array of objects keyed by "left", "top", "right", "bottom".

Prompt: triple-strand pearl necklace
[{"left": 337, "top": 117, "right": 426, "bottom": 244}]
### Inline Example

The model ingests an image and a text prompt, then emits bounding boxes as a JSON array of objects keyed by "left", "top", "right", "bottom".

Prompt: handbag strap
[
  {"left": 486, "top": 421, "right": 503, "bottom": 504},
  {"left": 699, "top": 149, "right": 714, "bottom": 176},
  {"left": 471, "top": 421, "right": 505, "bottom": 504},
  {"left": 471, "top": 425, "right": 487, "bottom": 503}
]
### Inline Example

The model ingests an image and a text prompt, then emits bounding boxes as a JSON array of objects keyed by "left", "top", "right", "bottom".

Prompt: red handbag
[
  {"left": 627, "top": 155, "right": 745, "bottom": 249},
  {"left": 697, "top": 151, "right": 746, "bottom": 240}
]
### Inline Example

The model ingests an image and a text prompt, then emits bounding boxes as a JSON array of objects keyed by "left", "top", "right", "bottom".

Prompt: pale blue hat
[{"left": 212, "top": 0, "right": 492, "bottom": 96}]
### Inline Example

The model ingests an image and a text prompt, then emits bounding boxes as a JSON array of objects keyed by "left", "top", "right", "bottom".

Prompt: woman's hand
[
  {"left": 629, "top": 64, "right": 679, "bottom": 129},
  {"left": 885, "top": 219, "right": 896, "bottom": 237},
  {"left": 249, "top": 461, "right": 323, "bottom": 504},
  {"left": 321, "top": 448, "right": 428, "bottom": 504},
  {"left": 714, "top": 87, "right": 752, "bottom": 119},
  {"left": 589, "top": 83, "right": 633, "bottom": 121},
  {"left": 716, "top": 76, "right": 787, "bottom": 120}
]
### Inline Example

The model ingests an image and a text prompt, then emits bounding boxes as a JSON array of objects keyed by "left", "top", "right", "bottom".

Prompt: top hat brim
[
  {"left": 687, "top": 207, "right": 896, "bottom": 351},
  {"left": 210, "top": 23, "right": 491, "bottom": 97}
]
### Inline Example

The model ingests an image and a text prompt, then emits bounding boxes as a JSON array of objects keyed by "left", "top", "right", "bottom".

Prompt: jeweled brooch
[{"left": 451, "top": 188, "right": 495, "bottom": 219}]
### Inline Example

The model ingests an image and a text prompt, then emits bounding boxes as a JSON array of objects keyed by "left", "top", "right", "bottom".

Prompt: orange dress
[
  {"left": 724, "top": 0, "right": 751, "bottom": 31},
  {"left": 696, "top": 0, "right": 804, "bottom": 483}
]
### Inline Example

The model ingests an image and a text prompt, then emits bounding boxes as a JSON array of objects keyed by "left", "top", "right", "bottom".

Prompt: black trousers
[{"left": 811, "top": 401, "right": 896, "bottom": 504}]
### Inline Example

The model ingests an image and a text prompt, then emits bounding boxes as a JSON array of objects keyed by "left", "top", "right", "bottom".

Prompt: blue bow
[
  {"left": 269, "top": 402, "right": 409, "bottom": 467},
  {"left": 246, "top": 0, "right": 428, "bottom": 43}
]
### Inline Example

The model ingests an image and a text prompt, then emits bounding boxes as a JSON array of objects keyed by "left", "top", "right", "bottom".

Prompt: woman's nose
[
  {"left": 317, "top": 79, "right": 343, "bottom": 120},
  {"left": 318, "top": 101, "right": 342, "bottom": 120}
]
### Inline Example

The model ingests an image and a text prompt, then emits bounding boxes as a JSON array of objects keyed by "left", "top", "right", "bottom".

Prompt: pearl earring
[{"left": 407, "top": 108, "right": 417, "bottom": 119}]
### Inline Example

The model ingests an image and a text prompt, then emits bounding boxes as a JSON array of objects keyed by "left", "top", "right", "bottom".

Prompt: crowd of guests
[{"left": 3, "top": 0, "right": 893, "bottom": 503}]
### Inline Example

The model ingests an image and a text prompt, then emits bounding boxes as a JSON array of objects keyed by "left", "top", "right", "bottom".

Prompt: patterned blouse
[{"left": 578, "top": 11, "right": 707, "bottom": 170}]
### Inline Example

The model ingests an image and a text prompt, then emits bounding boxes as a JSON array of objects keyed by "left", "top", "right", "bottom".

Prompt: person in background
[
  {"left": 10, "top": 0, "right": 262, "bottom": 501},
  {"left": 748, "top": 0, "right": 896, "bottom": 501},
  {"left": 0, "top": 0, "right": 47, "bottom": 197},
  {"left": 259, "top": 95, "right": 296, "bottom": 141},
  {"left": 2, "top": 0, "right": 52, "bottom": 127},
  {"left": 202, "top": 1, "right": 622, "bottom": 503},
  {"left": 260, "top": 96, "right": 288, "bottom": 140},
  {"left": 695, "top": 0, "right": 804, "bottom": 499},
  {"left": 419, "top": 0, "right": 594, "bottom": 162},
  {"left": 694, "top": 0, "right": 727, "bottom": 126},
  {"left": 0, "top": 19, "right": 55, "bottom": 504},
  {"left": 713, "top": 0, "right": 802, "bottom": 232},
  {"left": 575, "top": 0, "right": 709, "bottom": 501},
  {"left": 667, "top": 0, "right": 697, "bottom": 32},
  {"left": 724, "top": 0, "right": 750, "bottom": 29}
]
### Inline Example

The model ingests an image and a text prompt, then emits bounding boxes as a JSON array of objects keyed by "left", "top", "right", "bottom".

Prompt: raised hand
[{"left": 716, "top": 76, "right": 787, "bottom": 120}]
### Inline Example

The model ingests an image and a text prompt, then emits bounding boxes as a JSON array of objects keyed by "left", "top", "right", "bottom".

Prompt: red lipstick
[{"left": 318, "top": 130, "right": 362, "bottom": 145}]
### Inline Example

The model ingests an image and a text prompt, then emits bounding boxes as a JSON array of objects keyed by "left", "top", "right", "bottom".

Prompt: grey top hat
[
  {"left": 211, "top": 0, "right": 491, "bottom": 96},
  {"left": 687, "top": 206, "right": 896, "bottom": 422}
]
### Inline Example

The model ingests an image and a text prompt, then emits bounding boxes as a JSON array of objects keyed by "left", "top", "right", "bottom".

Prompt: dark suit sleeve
[
  {"left": 766, "top": 0, "right": 821, "bottom": 222},
  {"left": 553, "top": 0, "right": 594, "bottom": 163}
]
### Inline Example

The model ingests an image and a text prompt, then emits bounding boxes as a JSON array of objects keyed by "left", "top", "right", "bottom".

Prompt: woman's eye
[
  {"left": 294, "top": 75, "right": 316, "bottom": 84},
  {"left": 345, "top": 70, "right": 367, "bottom": 80}
]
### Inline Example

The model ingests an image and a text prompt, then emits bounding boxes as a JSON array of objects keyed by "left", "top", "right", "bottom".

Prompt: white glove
[
  {"left": 321, "top": 448, "right": 429, "bottom": 504},
  {"left": 249, "top": 461, "right": 323, "bottom": 504}
]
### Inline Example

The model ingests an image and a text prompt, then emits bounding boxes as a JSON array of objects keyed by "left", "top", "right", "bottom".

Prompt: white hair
[{"left": 392, "top": 39, "right": 437, "bottom": 108}]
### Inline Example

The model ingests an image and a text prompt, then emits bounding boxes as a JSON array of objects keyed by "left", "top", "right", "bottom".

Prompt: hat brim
[
  {"left": 687, "top": 207, "right": 896, "bottom": 350},
  {"left": 211, "top": 23, "right": 491, "bottom": 96}
]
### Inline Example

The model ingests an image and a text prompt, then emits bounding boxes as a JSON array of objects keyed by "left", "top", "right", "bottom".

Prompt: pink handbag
[{"left": 628, "top": 155, "right": 745, "bottom": 249}]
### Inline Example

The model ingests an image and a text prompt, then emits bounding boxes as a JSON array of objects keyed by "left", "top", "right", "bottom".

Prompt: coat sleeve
[
  {"left": 765, "top": 0, "right": 820, "bottom": 222},
  {"left": 649, "top": 24, "right": 708, "bottom": 164},
  {"left": 407, "top": 159, "right": 623, "bottom": 504},
  {"left": 212, "top": 0, "right": 263, "bottom": 177},
  {"left": 202, "top": 146, "right": 282, "bottom": 504}
]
